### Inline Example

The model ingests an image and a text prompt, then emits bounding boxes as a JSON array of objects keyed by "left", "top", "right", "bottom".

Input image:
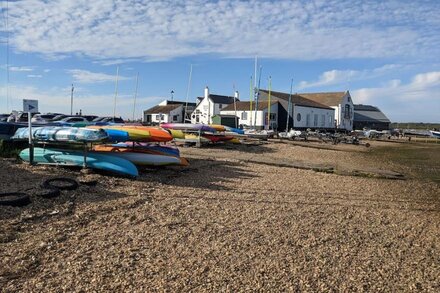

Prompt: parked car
[
  {"left": 31, "top": 113, "right": 60, "bottom": 123},
  {"left": 92, "top": 117, "right": 106, "bottom": 122},
  {"left": 9, "top": 112, "right": 40, "bottom": 123},
  {"left": 81, "top": 115, "right": 98, "bottom": 122},
  {"left": 0, "top": 114, "right": 10, "bottom": 122},
  {"left": 50, "top": 114, "right": 68, "bottom": 121},
  {"left": 99, "top": 117, "right": 125, "bottom": 123},
  {"left": 59, "top": 116, "right": 89, "bottom": 123}
]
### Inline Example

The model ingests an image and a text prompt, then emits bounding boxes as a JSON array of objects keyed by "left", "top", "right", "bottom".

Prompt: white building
[
  {"left": 220, "top": 101, "right": 279, "bottom": 129},
  {"left": 259, "top": 90, "right": 350, "bottom": 131},
  {"left": 295, "top": 91, "right": 354, "bottom": 131},
  {"left": 143, "top": 100, "right": 196, "bottom": 124},
  {"left": 191, "top": 87, "right": 238, "bottom": 124}
]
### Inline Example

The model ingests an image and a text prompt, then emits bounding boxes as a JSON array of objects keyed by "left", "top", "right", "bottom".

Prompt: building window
[
  {"left": 218, "top": 104, "right": 222, "bottom": 109},
  {"left": 155, "top": 114, "right": 164, "bottom": 120},
  {"left": 270, "top": 113, "right": 276, "bottom": 120},
  {"left": 314, "top": 114, "right": 318, "bottom": 127},
  {"left": 297, "top": 113, "right": 301, "bottom": 121},
  {"left": 196, "top": 115, "right": 200, "bottom": 123},
  {"left": 344, "top": 105, "right": 351, "bottom": 119},
  {"left": 173, "top": 115, "right": 178, "bottom": 121},
  {"left": 321, "top": 114, "right": 325, "bottom": 126},
  {"left": 241, "top": 112, "right": 248, "bottom": 120}
]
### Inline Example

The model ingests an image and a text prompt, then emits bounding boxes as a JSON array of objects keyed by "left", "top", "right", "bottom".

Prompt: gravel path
[{"left": 1, "top": 141, "right": 439, "bottom": 292}]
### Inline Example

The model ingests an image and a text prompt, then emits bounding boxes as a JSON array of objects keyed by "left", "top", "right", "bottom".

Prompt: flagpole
[
  {"left": 70, "top": 84, "right": 74, "bottom": 115},
  {"left": 267, "top": 76, "right": 271, "bottom": 130},
  {"left": 286, "top": 78, "right": 293, "bottom": 132},
  {"left": 132, "top": 72, "right": 139, "bottom": 121},
  {"left": 113, "top": 66, "right": 119, "bottom": 118}
]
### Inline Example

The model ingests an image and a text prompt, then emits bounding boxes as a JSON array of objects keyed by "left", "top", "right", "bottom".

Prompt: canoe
[
  {"left": 91, "top": 147, "right": 184, "bottom": 166},
  {"left": 167, "top": 129, "right": 185, "bottom": 139},
  {"left": 160, "top": 123, "right": 217, "bottom": 133},
  {"left": 117, "top": 126, "right": 173, "bottom": 142},
  {"left": 88, "top": 126, "right": 150, "bottom": 141},
  {"left": 20, "top": 147, "right": 138, "bottom": 177},
  {"left": 12, "top": 127, "right": 108, "bottom": 142},
  {"left": 108, "top": 142, "right": 181, "bottom": 157},
  {"left": 209, "top": 124, "right": 226, "bottom": 132},
  {"left": 202, "top": 133, "right": 234, "bottom": 143}
]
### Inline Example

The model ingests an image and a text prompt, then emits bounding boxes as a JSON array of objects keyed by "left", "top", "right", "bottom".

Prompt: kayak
[
  {"left": 91, "top": 146, "right": 186, "bottom": 166},
  {"left": 116, "top": 126, "right": 173, "bottom": 142},
  {"left": 160, "top": 123, "right": 217, "bottom": 133},
  {"left": 202, "top": 133, "right": 234, "bottom": 143},
  {"left": 88, "top": 126, "right": 150, "bottom": 141},
  {"left": 108, "top": 142, "right": 181, "bottom": 157},
  {"left": 20, "top": 147, "right": 138, "bottom": 177},
  {"left": 12, "top": 127, "right": 108, "bottom": 142}
]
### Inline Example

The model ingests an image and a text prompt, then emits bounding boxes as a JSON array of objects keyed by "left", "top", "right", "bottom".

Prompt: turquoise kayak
[{"left": 20, "top": 147, "right": 138, "bottom": 177}]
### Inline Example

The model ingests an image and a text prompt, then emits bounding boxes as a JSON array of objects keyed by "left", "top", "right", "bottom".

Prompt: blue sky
[{"left": 0, "top": 0, "right": 439, "bottom": 122}]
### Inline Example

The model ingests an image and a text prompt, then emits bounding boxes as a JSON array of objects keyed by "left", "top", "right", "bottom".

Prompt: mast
[
  {"left": 233, "top": 84, "right": 237, "bottom": 128},
  {"left": 184, "top": 64, "right": 193, "bottom": 123},
  {"left": 132, "top": 72, "right": 139, "bottom": 121},
  {"left": 267, "top": 76, "right": 271, "bottom": 130},
  {"left": 70, "top": 84, "right": 74, "bottom": 115},
  {"left": 249, "top": 76, "right": 253, "bottom": 125},
  {"left": 5, "top": 0, "right": 10, "bottom": 111},
  {"left": 254, "top": 66, "right": 262, "bottom": 128},
  {"left": 286, "top": 78, "right": 293, "bottom": 132},
  {"left": 113, "top": 66, "right": 119, "bottom": 118}
]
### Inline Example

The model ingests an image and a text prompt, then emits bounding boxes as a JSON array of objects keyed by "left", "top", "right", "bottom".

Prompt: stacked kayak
[
  {"left": 20, "top": 147, "right": 138, "bottom": 177},
  {"left": 12, "top": 127, "right": 108, "bottom": 142},
  {"left": 92, "top": 144, "right": 188, "bottom": 166},
  {"left": 161, "top": 123, "right": 242, "bottom": 145}
]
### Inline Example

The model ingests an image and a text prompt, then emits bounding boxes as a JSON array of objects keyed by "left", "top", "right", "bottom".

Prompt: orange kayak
[{"left": 119, "top": 126, "right": 173, "bottom": 142}]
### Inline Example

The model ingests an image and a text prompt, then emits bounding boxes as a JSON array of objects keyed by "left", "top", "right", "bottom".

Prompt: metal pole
[
  {"left": 286, "top": 78, "right": 293, "bottom": 132},
  {"left": 132, "top": 72, "right": 139, "bottom": 121},
  {"left": 267, "top": 76, "right": 271, "bottom": 130},
  {"left": 28, "top": 112, "right": 33, "bottom": 165},
  {"left": 184, "top": 64, "right": 193, "bottom": 123},
  {"left": 113, "top": 66, "right": 119, "bottom": 118},
  {"left": 70, "top": 84, "right": 74, "bottom": 115}
]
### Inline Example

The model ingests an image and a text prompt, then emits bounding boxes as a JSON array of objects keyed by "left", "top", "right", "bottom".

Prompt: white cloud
[
  {"left": 298, "top": 64, "right": 404, "bottom": 89},
  {"left": 9, "top": 66, "right": 34, "bottom": 72},
  {"left": 68, "top": 69, "right": 131, "bottom": 84},
  {"left": 5, "top": 0, "right": 440, "bottom": 61},
  {"left": 352, "top": 71, "right": 440, "bottom": 122},
  {"left": 27, "top": 74, "right": 42, "bottom": 78}
]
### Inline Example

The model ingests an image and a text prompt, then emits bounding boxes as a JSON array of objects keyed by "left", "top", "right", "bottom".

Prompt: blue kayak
[{"left": 20, "top": 147, "right": 138, "bottom": 177}]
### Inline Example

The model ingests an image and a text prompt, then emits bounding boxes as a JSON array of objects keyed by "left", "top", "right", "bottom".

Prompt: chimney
[
  {"left": 234, "top": 91, "right": 239, "bottom": 101},
  {"left": 204, "top": 86, "right": 209, "bottom": 100}
]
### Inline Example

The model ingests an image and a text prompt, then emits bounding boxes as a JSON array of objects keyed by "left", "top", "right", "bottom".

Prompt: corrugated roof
[
  {"left": 197, "top": 95, "right": 237, "bottom": 104},
  {"left": 144, "top": 104, "right": 181, "bottom": 114},
  {"left": 221, "top": 101, "right": 278, "bottom": 111},
  {"left": 259, "top": 90, "right": 333, "bottom": 110},
  {"left": 354, "top": 104, "right": 390, "bottom": 122}
]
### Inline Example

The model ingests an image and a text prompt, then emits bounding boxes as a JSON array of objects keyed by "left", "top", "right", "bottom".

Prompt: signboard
[{"left": 23, "top": 99, "right": 39, "bottom": 113}]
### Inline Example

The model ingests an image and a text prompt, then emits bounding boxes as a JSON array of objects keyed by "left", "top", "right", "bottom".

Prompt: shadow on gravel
[
  {"left": 0, "top": 159, "right": 129, "bottom": 223},
  {"left": 204, "top": 142, "right": 277, "bottom": 154},
  {"left": 137, "top": 158, "right": 255, "bottom": 191}
]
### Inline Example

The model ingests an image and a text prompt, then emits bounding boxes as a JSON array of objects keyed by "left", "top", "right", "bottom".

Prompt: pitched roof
[
  {"left": 259, "top": 90, "right": 333, "bottom": 109},
  {"left": 354, "top": 104, "right": 390, "bottom": 123},
  {"left": 197, "top": 94, "right": 237, "bottom": 104},
  {"left": 297, "top": 92, "right": 347, "bottom": 107},
  {"left": 144, "top": 104, "right": 181, "bottom": 114},
  {"left": 221, "top": 101, "right": 278, "bottom": 111}
]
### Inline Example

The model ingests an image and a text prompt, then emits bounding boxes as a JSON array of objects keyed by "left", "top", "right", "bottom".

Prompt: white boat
[{"left": 430, "top": 130, "right": 440, "bottom": 138}]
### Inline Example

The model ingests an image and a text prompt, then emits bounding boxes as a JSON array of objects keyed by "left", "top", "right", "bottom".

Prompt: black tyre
[
  {"left": 0, "top": 192, "right": 31, "bottom": 207},
  {"left": 41, "top": 178, "right": 79, "bottom": 191},
  {"left": 35, "top": 188, "right": 61, "bottom": 199}
]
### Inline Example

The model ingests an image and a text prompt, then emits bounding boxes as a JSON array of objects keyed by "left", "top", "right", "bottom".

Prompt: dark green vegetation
[
  {"left": 367, "top": 142, "right": 440, "bottom": 184},
  {"left": 391, "top": 122, "right": 440, "bottom": 130},
  {"left": 0, "top": 140, "right": 27, "bottom": 158}
]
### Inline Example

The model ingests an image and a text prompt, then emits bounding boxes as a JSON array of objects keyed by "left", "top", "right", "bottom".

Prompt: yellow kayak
[
  {"left": 88, "top": 126, "right": 150, "bottom": 141},
  {"left": 167, "top": 129, "right": 185, "bottom": 139},
  {"left": 209, "top": 124, "right": 226, "bottom": 132}
]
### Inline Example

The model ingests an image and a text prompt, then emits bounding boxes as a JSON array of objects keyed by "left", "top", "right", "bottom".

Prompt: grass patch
[
  {"left": 0, "top": 140, "right": 27, "bottom": 158},
  {"left": 366, "top": 143, "right": 440, "bottom": 184}
]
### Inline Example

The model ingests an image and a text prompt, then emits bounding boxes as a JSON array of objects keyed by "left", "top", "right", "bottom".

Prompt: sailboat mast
[
  {"left": 184, "top": 64, "right": 193, "bottom": 123},
  {"left": 132, "top": 72, "right": 139, "bottom": 121},
  {"left": 5, "top": 0, "right": 10, "bottom": 112},
  {"left": 113, "top": 66, "right": 119, "bottom": 118},
  {"left": 254, "top": 66, "right": 262, "bottom": 128},
  {"left": 249, "top": 76, "right": 253, "bottom": 125},
  {"left": 286, "top": 78, "right": 293, "bottom": 132},
  {"left": 267, "top": 76, "right": 271, "bottom": 130}
]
